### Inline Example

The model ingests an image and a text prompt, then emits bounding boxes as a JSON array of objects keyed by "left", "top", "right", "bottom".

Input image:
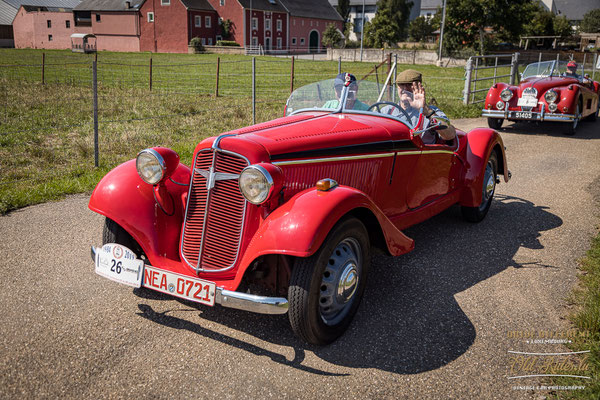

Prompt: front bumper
[
  {"left": 481, "top": 109, "right": 577, "bottom": 122},
  {"left": 91, "top": 246, "right": 288, "bottom": 315}
]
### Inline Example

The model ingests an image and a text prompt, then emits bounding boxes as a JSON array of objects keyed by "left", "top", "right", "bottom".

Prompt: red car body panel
[{"left": 90, "top": 110, "right": 508, "bottom": 292}]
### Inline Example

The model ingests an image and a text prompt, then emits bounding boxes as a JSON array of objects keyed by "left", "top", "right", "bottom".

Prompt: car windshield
[
  {"left": 284, "top": 78, "right": 415, "bottom": 129},
  {"left": 521, "top": 61, "right": 570, "bottom": 79}
]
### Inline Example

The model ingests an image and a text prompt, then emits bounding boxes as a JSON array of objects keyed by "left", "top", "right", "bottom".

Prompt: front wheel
[
  {"left": 565, "top": 102, "right": 580, "bottom": 136},
  {"left": 103, "top": 217, "right": 147, "bottom": 262},
  {"left": 288, "top": 217, "right": 370, "bottom": 345},
  {"left": 487, "top": 117, "right": 503, "bottom": 130},
  {"left": 461, "top": 152, "right": 498, "bottom": 223}
]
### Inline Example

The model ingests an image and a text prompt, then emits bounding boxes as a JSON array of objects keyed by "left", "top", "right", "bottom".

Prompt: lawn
[{"left": 0, "top": 48, "right": 488, "bottom": 214}]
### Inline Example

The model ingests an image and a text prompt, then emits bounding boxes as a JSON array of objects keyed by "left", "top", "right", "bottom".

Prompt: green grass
[
  {"left": 0, "top": 48, "right": 489, "bottom": 214},
  {"left": 549, "top": 234, "right": 600, "bottom": 399}
]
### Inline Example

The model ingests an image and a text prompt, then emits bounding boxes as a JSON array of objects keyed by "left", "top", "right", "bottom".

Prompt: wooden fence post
[
  {"left": 42, "top": 52, "right": 45, "bottom": 85},
  {"left": 149, "top": 57, "right": 153, "bottom": 91}
]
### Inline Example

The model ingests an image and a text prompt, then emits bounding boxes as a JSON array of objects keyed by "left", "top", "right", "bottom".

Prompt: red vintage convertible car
[
  {"left": 90, "top": 77, "right": 510, "bottom": 344},
  {"left": 482, "top": 60, "right": 600, "bottom": 135}
]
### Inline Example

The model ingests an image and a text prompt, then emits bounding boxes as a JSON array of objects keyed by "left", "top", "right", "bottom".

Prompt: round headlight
[
  {"left": 544, "top": 90, "right": 558, "bottom": 103},
  {"left": 548, "top": 102, "right": 558, "bottom": 112},
  {"left": 239, "top": 165, "right": 273, "bottom": 205},
  {"left": 500, "top": 89, "right": 513, "bottom": 102},
  {"left": 136, "top": 149, "right": 166, "bottom": 185},
  {"left": 496, "top": 101, "right": 505, "bottom": 110}
]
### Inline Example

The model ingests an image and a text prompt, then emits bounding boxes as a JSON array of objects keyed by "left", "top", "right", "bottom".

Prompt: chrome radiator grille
[{"left": 181, "top": 149, "right": 248, "bottom": 273}]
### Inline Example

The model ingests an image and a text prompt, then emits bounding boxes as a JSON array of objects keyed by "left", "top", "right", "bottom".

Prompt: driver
[
  {"left": 384, "top": 69, "right": 456, "bottom": 143},
  {"left": 564, "top": 61, "right": 581, "bottom": 80},
  {"left": 322, "top": 73, "right": 370, "bottom": 111}
]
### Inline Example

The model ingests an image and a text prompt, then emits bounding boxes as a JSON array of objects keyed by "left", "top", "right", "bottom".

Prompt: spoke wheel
[
  {"left": 288, "top": 217, "right": 370, "bottom": 345},
  {"left": 461, "top": 152, "right": 498, "bottom": 223}
]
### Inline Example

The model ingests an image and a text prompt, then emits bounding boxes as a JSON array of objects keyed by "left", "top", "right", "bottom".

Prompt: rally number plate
[
  {"left": 95, "top": 244, "right": 144, "bottom": 288},
  {"left": 514, "top": 111, "right": 533, "bottom": 119},
  {"left": 517, "top": 97, "right": 538, "bottom": 107},
  {"left": 143, "top": 266, "right": 216, "bottom": 306}
]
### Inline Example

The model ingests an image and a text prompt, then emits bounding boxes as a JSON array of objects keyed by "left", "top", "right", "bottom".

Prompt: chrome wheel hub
[{"left": 319, "top": 238, "right": 362, "bottom": 326}]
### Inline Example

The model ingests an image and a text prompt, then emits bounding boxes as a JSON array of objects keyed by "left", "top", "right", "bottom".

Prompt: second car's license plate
[
  {"left": 515, "top": 111, "right": 533, "bottom": 119},
  {"left": 143, "top": 266, "right": 217, "bottom": 306}
]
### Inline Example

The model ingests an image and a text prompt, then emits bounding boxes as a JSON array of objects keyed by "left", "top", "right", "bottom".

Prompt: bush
[
  {"left": 189, "top": 37, "right": 204, "bottom": 52},
  {"left": 215, "top": 40, "right": 240, "bottom": 47}
]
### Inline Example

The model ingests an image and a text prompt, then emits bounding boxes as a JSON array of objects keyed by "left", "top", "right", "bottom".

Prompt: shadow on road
[
  {"left": 499, "top": 119, "right": 599, "bottom": 138},
  {"left": 134, "top": 194, "right": 562, "bottom": 375}
]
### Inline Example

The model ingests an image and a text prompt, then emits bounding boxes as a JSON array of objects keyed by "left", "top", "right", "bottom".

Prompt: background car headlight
[
  {"left": 500, "top": 89, "right": 513, "bottom": 102},
  {"left": 137, "top": 149, "right": 166, "bottom": 185},
  {"left": 239, "top": 165, "right": 274, "bottom": 205},
  {"left": 548, "top": 102, "right": 558, "bottom": 112},
  {"left": 544, "top": 90, "right": 558, "bottom": 103}
]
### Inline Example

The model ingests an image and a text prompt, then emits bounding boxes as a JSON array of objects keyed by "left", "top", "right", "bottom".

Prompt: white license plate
[
  {"left": 95, "top": 244, "right": 144, "bottom": 287},
  {"left": 143, "top": 265, "right": 216, "bottom": 306},
  {"left": 517, "top": 97, "right": 538, "bottom": 107},
  {"left": 514, "top": 111, "right": 533, "bottom": 119}
]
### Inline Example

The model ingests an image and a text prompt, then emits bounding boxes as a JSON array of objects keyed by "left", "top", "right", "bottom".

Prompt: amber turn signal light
[{"left": 316, "top": 178, "right": 338, "bottom": 191}]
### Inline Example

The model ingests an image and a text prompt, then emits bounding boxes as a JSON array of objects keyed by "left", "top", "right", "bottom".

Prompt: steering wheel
[{"left": 367, "top": 101, "right": 412, "bottom": 123}]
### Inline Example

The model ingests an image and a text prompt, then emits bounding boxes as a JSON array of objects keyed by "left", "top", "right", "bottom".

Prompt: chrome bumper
[
  {"left": 481, "top": 109, "right": 577, "bottom": 122},
  {"left": 91, "top": 246, "right": 288, "bottom": 315}
]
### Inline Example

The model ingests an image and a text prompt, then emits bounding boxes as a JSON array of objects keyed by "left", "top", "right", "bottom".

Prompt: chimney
[{"left": 125, "top": 1, "right": 131, "bottom": 8}]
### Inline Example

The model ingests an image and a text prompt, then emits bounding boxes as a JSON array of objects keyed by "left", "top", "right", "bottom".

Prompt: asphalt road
[{"left": 1, "top": 117, "right": 599, "bottom": 399}]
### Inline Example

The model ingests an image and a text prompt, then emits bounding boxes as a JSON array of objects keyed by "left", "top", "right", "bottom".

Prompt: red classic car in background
[
  {"left": 482, "top": 60, "right": 600, "bottom": 135},
  {"left": 90, "top": 77, "right": 510, "bottom": 344}
]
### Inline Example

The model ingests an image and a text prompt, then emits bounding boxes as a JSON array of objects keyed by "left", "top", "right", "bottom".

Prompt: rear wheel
[
  {"left": 461, "top": 152, "right": 498, "bottom": 223},
  {"left": 487, "top": 117, "right": 503, "bottom": 130},
  {"left": 288, "top": 217, "right": 370, "bottom": 345}
]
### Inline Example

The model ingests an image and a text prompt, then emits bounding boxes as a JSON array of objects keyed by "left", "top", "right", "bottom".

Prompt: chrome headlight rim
[
  {"left": 544, "top": 89, "right": 558, "bottom": 104},
  {"left": 496, "top": 100, "right": 505, "bottom": 110},
  {"left": 500, "top": 89, "right": 513, "bottom": 102},
  {"left": 239, "top": 164, "right": 274, "bottom": 205},
  {"left": 548, "top": 102, "right": 558, "bottom": 112},
  {"left": 136, "top": 148, "right": 167, "bottom": 185}
]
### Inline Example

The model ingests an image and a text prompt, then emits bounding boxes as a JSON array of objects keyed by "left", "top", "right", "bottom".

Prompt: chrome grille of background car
[{"left": 180, "top": 149, "right": 248, "bottom": 273}]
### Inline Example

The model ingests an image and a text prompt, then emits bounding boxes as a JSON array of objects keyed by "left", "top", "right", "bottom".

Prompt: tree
[
  {"left": 221, "top": 19, "right": 233, "bottom": 40},
  {"left": 336, "top": 0, "right": 350, "bottom": 22},
  {"left": 553, "top": 15, "right": 573, "bottom": 38},
  {"left": 363, "top": 0, "right": 413, "bottom": 47},
  {"left": 408, "top": 16, "right": 434, "bottom": 42},
  {"left": 322, "top": 23, "right": 343, "bottom": 48},
  {"left": 580, "top": 9, "right": 600, "bottom": 33}
]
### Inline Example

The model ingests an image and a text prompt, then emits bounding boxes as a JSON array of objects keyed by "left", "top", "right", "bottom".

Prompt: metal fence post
[
  {"left": 252, "top": 57, "right": 256, "bottom": 125},
  {"left": 510, "top": 52, "right": 519, "bottom": 85},
  {"left": 463, "top": 57, "right": 473, "bottom": 105},
  {"left": 338, "top": 56, "right": 341, "bottom": 74},
  {"left": 42, "top": 52, "right": 45, "bottom": 85},
  {"left": 393, "top": 54, "right": 398, "bottom": 102},
  {"left": 215, "top": 57, "right": 220, "bottom": 97},
  {"left": 93, "top": 60, "right": 99, "bottom": 168},
  {"left": 593, "top": 53, "right": 597, "bottom": 81},
  {"left": 149, "top": 57, "right": 153, "bottom": 91},
  {"left": 290, "top": 56, "right": 295, "bottom": 94}
]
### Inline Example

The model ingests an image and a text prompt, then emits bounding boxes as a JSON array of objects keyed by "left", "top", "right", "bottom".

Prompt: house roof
[
  {"left": 328, "top": 0, "right": 377, "bottom": 5},
  {"left": 0, "top": 0, "right": 17, "bottom": 25},
  {"left": 554, "top": 0, "right": 600, "bottom": 21},
  {"left": 74, "top": 0, "right": 143, "bottom": 11},
  {"left": 179, "top": 0, "right": 214, "bottom": 11},
  {"left": 279, "top": 0, "right": 342, "bottom": 21},
  {"left": 420, "top": 0, "right": 441, "bottom": 10},
  {"left": 3, "top": 0, "right": 79, "bottom": 9},
  {"left": 236, "top": 0, "right": 286, "bottom": 13}
]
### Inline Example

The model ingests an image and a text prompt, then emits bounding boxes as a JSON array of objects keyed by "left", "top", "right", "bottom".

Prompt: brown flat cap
[{"left": 396, "top": 69, "right": 422, "bottom": 84}]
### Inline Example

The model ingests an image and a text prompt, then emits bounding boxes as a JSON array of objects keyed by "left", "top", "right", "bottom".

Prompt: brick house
[
  {"left": 13, "top": 4, "right": 76, "bottom": 49},
  {"left": 73, "top": 0, "right": 217, "bottom": 52}
]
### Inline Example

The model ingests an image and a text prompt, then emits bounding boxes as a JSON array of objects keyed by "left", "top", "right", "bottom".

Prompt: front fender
[
  {"left": 88, "top": 159, "right": 191, "bottom": 264},
  {"left": 460, "top": 128, "right": 509, "bottom": 208},
  {"left": 237, "top": 185, "right": 414, "bottom": 273}
]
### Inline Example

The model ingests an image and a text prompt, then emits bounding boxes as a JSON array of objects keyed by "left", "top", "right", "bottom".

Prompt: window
[
  {"left": 205, "top": 16, "right": 211, "bottom": 28},
  {"left": 265, "top": 18, "right": 271, "bottom": 30},
  {"left": 301, "top": 20, "right": 304, "bottom": 26},
  {"left": 293, "top": 18, "right": 295, "bottom": 26},
  {"left": 300, "top": 37, "right": 305, "bottom": 45},
  {"left": 216, "top": 35, "right": 222, "bottom": 41},
  {"left": 292, "top": 37, "right": 296, "bottom": 45},
  {"left": 96, "top": 13, "right": 100, "bottom": 22},
  {"left": 147, "top": 12, "right": 154, "bottom": 22},
  {"left": 220, "top": 0, "right": 225, "bottom": 5},
  {"left": 252, "top": 17, "right": 258, "bottom": 30},
  {"left": 65, "top": 20, "right": 70, "bottom": 28},
  {"left": 195, "top": 15, "right": 201, "bottom": 27},
  {"left": 48, "top": 34, "right": 53, "bottom": 41},
  {"left": 276, "top": 19, "right": 281, "bottom": 31},
  {"left": 201, "top": 38, "right": 206, "bottom": 45},
  {"left": 161, "top": 0, "right": 170, "bottom": 5},
  {"left": 252, "top": 37, "right": 258, "bottom": 46},
  {"left": 47, "top": 20, "right": 51, "bottom": 28},
  {"left": 353, "top": 17, "right": 363, "bottom": 33},
  {"left": 208, "top": 38, "right": 212, "bottom": 45},
  {"left": 276, "top": 37, "right": 281, "bottom": 49}
]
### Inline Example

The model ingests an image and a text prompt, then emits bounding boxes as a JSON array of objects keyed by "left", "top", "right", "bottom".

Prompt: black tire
[
  {"left": 461, "top": 152, "right": 498, "bottom": 223},
  {"left": 288, "top": 217, "right": 370, "bottom": 345},
  {"left": 487, "top": 117, "right": 503, "bottom": 130},
  {"left": 565, "top": 102, "right": 580, "bottom": 136},
  {"left": 586, "top": 101, "right": 598, "bottom": 122},
  {"left": 103, "top": 217, "right": 147, "bottom": 261}
]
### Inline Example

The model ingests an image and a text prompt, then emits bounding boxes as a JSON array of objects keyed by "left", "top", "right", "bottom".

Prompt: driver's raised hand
[{"left": 411, "top": 81, "right": 426, "bottom": 109}]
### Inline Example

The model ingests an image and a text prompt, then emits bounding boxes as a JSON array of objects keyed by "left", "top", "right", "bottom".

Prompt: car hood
[
  {"left": 518, "top": 76, "right": 579, "bottom": 96},
  {"left": 211, "top": 112, "right": 410, "bottom": 160}
]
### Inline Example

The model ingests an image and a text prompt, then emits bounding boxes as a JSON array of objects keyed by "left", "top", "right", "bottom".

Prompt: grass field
[{"left": 0, "top": 48, "right": 493, "bottom": 214}]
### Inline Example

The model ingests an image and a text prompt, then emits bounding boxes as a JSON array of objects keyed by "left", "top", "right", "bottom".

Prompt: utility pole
[
  {"left": 359, "top": 0, "right": 365, "bottom": 62},
  {"left": 437, "top": 0, "right": 447, "bottom": 67}
]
